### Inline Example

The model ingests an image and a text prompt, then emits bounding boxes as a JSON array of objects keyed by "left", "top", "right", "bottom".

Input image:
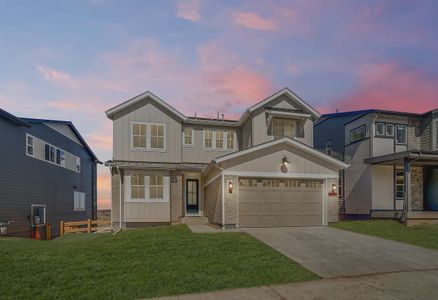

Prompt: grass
[
  {"left": 0, "top": 225, "right": 317, "bottom": 300},
  {"left": 331, "top": 220, "right": 438, "bottom": 250}
]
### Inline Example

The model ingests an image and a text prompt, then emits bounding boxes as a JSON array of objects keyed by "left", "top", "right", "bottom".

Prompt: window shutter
[
  {"left": 124, "top": 175, "right": 131, "bottom": 201},
  {"left": 163, "top": 176, "right": 170, "bottom": 202},
  {"left": 144, "top": 176, "right": 150, "bottom": 200}
]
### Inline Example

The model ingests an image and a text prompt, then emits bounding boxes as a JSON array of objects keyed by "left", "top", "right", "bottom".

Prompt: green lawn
[
  {"left": 0, "top": 225, "right": 317, "bottom": 300},
  {"left": 332, "top": 220, "right": 438, "bottom": 250}
]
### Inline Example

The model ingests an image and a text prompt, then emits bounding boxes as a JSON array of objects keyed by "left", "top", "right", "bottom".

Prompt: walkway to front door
[
  {"left": 243, "top": 226, "right": 438, "bottom": 278},
  {"left": 186, "top": 179, "right": 199, "bottom": 214}
]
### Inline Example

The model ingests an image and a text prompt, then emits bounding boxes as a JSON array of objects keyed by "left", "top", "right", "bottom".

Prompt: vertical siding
[
  {"left": 113, "top": 99, "right": 182, "bottom": 162},
  {"left": 0, "top": 119, "right": 95, "bottom": 237},
  {"left": 371, "top": 165, "right": 394, "bottom": 210}
]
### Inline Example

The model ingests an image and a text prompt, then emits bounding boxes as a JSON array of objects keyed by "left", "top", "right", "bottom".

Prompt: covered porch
[{"left": 365, "top": 150, "right": 438, "bottom": 226}]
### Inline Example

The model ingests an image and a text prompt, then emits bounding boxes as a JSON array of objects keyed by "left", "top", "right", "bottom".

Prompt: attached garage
[{"left": 238, "top": 178, "right": 323, "bottom": 227}]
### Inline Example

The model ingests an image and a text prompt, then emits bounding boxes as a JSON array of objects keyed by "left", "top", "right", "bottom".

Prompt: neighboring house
[
  {"left": 314, "top": 109, "right": 438, "bottom": 225},
  {"left": 105, "top": 88, "right": 348, "bottom": 229},
  {"left": 0, "top": 108, "right": 100, "bottom": 237}
]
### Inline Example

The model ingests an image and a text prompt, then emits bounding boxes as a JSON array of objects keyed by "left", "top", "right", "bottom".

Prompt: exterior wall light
[
  {"left": 281, "top": 156, "right": 290, "bottom": 173},
  {"left": 228, "top": 181, "right": 233, "bottom": 194}
]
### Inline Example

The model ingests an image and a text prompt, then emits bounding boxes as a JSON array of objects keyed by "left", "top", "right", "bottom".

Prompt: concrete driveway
[{"left": 243, "top": 226, "right": 438, "bottom": 278}]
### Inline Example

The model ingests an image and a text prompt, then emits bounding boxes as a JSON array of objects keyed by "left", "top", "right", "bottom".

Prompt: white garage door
[{"left": 238, "top": 178, "right": 323, "bottom": 227}]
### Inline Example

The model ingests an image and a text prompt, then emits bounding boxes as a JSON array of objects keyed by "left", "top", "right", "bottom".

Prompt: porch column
[{"left": 404, "top": 159, "right": 411, "bottom": 213}]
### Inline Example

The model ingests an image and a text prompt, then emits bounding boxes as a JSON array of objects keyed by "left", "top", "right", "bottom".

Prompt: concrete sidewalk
[{"left": 150, "top": 269, "right": 438, "bottom": 300}]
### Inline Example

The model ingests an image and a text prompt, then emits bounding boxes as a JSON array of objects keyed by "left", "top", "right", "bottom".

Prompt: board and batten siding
[
  {"left": 0, "top": 119, "right": 95, "bottom": 237},
  {"left": 182, "top": 124, "right": 239, "bottom": 164},
  {"left": 112, "top": 100, "right": 182, "bottom": 163}
]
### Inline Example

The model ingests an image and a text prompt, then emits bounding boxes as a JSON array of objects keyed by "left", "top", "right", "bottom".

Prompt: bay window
[
  {"left": 272, "top": 118, "right": 296, "bottom": 140},
  {"left": 150, "top": 175, "right": 164, "bottom": 199},
  {"left": 131, "top": 173, "right": 145, "bottom": 199}
]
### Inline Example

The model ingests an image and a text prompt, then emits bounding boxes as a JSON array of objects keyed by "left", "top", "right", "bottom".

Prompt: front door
[{"left": 186, "top": 179, "right": 199, "bottom": 213}]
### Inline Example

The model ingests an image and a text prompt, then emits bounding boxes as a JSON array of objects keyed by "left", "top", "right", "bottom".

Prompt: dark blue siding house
[{"left": 0, "top": 108, "right": 100, "bottom": 238}]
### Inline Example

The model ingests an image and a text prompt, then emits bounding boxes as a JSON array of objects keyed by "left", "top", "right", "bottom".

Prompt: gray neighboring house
[
  {"left": 314, "top": 109, "right": 438, "bottom": 225},
  {"left": 0, "top": 108, "right": 100, "bottom": 237},
  {"left": 105, "top": 88, "right": 348, "bottom": 229}
]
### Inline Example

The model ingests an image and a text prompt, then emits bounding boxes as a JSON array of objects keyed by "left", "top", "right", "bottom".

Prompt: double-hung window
[
  {"left": 26, "top": 135, "right": 34, "bottom": 156},
  {"left": 350, "top": 125, "right": 366, "bottom": 143},
  {"left": 45, "top": 144, "right": 56, "bottom": 162},
  {"left": 386, "top": 124, "right": 394, "bottom": 136},
  {"left": 325, "top": 141, "right": 333, "bottom": 156},
  {"left": 226, "top": 132, "right": 234, "bottom": 149},
  {"left": 132, "top": 123, "right": 147, "bottom": 148},
  {"left": 183, "top": 127, "right": 194, "bottom": 146},
  {"left": 74, "top": 191, "right": 86, "bottom": 211},
  {"left": 396, "top": 125, "right": 407, "bottom": 144},
  {"left": 131, "top": 173, "right": 145, "bottom": 199},
  {"left": 215, "top": 131, "right": 224, "bottom": 149},
  {"left": 395, "top": 170, "right": 405, "bottom": 199},
  {"left": 150, "top": 175, "right": 164, "bottom": 199},
  {"left": 204, "top": 129, "right": 213, "bottom": 148},
  {"left": 272, "top": 119, "right": 296, "bottom": 140},
  {"left": 150, "top": 124, "right": 164, "bottom": 149}
]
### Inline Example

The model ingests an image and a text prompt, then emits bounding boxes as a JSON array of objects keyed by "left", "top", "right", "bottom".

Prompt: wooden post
[
  {"left": 46, "top": 224, "right": 51, "bottom": 240},
  {"left": 87, "top": 219, "right": 92, "bottom": 233},
  {"left": 60, "top": 221, "right": 64, "bottom": 236}
]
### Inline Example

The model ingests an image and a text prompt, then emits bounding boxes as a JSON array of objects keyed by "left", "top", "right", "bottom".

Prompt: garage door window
[
  {"left": 239, "top": 179, "right": 257, "bottom": 187},
  {"left": 262, "top": 179, "right": 280, "bottom": 187}
]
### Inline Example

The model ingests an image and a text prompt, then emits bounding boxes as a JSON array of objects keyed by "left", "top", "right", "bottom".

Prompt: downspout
[{"left": 117, "top": 166, "right": 122, "bottom": 231}]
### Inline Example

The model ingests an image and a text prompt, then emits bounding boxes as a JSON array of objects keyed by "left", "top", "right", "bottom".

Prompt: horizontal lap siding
[{"left": 0, "top": 119, "right": 95, "bottom": 237}]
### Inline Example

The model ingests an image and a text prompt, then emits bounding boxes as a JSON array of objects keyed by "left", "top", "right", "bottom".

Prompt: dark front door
[{"left": 186, "top": 179, "right": 199, "bottom": 212}]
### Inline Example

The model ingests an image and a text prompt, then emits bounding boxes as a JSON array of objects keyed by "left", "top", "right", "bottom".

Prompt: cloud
[
  {"left": 36, "top": 64, "right": 80, "bottom": 89},
  {"left": 46, "top": 100, "right": 82, "bottom": 111},
  {"left": 177, "top": 0, "right": 202, "bottom": 22},
  {"left": 97, "top": 172, "right": 111, "bottom": 209},
  {"left": 333, "top": 63, "right": 438, "bottom": 113},
  {"left": 232, "top": 11, "right": 277, "bottom": 31}
]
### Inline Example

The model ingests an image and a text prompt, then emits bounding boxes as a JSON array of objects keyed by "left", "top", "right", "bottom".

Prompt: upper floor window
[
  {"left": 396, "top": 125, "right": 407, "bottom": 144},
  {"left": 132, "top": 123, "right": 147, "bottom": 148},
  {"left": 272, "top": 119, "right": 296, "bottom": 140},
  {"left": 131, "top": 122, "right": 165, "bottom": 150},
  {"left": 216, "top": 131, "right": 224, "bottom": 149},
  {"left": 26, "top": 135, "right": 34, "bottom": 156},
  {"left": 204, "top": 129, "right": 213, "bottom": 148},
  {"left": 75, "top": 157, "right": 81, "bottom": 172},
  {"left": 150, "top": 124, "right": 164, "bottom": 149},
  {"left": 350, "top": 125, "right": 366, "bottom": 143},
  {"left": 325, "top": 141, "right": 333, "bottom": 156},
  {"left": 375, "top": 123, "right": 385, "bottom": 136},
  {"left": 386, "top": 124, "right": 394, "bottom": 136},
  {"left": 45, "top": 144, "right": 56, "bottom": 163},
  {"left": 183, "top": 127, "right": 194, "bottom": 146},
  {"left": 226, "top": 132, "right": 234, "bottom": 149}
]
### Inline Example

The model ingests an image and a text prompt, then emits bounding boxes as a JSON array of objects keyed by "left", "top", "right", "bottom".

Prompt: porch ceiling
[{"left": 365, "top": 150, "right": 438, "bottom": 166}]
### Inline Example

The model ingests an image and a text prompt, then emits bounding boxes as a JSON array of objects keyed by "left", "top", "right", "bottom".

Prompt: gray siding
[{"left": 0, "top": 118, "right": 96, "bottom": 237}]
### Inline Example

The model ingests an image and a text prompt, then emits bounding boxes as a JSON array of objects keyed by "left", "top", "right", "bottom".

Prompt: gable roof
[
  {"left": 20, "top": 118, "right": 101, "bottom": 163},
  {"left": 0, "top": 108, "right": 31, "bottom": 127},
  {"left": 212, "top": 136, "right": 349, "bottom": 169},
  {"left": 238, "top": 88, "right": 321, "bottom": 124},
  {"left": 105, "top": 91, "right": 187, "bottom": 121}
]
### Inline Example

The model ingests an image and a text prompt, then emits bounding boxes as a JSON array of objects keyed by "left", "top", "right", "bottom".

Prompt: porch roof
[
  {"left": 105, "top": 160, "right": 208, "bottom": 171},
  {"left": 365, "top": 150, "right": 438, "bottom": 166}
]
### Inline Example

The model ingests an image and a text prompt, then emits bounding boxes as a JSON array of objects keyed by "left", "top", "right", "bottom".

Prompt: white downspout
[
  {"left": 222, "top": 173, "right": 225, "bottom": 230},
  {"left": 118, "top": 166, "right": 122, "bottom": 231}
]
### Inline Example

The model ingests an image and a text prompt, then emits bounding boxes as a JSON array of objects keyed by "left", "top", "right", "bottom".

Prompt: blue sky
[{"left": 1, "top": 0, "right": 437, "bottom": 207}]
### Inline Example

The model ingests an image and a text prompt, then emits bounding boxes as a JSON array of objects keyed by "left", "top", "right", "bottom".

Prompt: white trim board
[
  {"left": 222, "top": 171, "right": 339, "bottom": 179},
  {"left": 214, "top": 136, "right": 350, "bottom": 169}
]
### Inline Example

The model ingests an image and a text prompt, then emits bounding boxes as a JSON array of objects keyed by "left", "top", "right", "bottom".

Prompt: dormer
[{"left": 238, "top": 88, "right": 320, "bottom": 148}]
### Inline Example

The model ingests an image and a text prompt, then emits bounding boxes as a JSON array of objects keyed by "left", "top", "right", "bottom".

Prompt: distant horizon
[{"left": 1, "top": 0, "right": 437, "bottom": 209}]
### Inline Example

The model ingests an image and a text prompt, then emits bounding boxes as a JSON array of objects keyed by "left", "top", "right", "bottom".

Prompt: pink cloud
[
  {"left": 97, "top": 172, "right": 111, "bottom": 209},
  {"left": 333, "top": 63, "right": 438, "bottom": 113},
  {"left": 36, "top": 64, "right": 80, "bottom": 89},
  {"left": 177, "top": 0, "right": 202, "bottom": 22},
  {"left": 46, "top": 100, "right": 82, "bottom": 111},
  {"left": 232, "top": 11, "right": 277, "bottom": 31}
]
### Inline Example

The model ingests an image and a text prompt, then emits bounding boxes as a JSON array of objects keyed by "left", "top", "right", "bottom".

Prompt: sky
[{"left": 1, "top": 0, "right": 438, "bottom": 209}]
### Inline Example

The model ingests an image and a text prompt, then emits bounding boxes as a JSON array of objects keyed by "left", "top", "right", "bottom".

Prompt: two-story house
[
  {"left": 314, "top": 109, "right": 438, "bottom": 225},
  {"left": 0, "top": 108, "right": 100, "bottom": 237},
  {"left": 105, "top": 88, "right": 348, "bottom": 229}
]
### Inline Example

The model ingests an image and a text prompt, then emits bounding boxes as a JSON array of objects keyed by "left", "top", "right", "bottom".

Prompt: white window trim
[
  {"left": 74, "top": 191, "right": 86, "bottom": 211},
  {"left": 271, "top": 118, "right": 297, "bottom": 140},
  {"left": 43, "top": 140, "right": 80, "bottom": 173},
  {"left": 350, "top": 125, "right": 366, "bottom": 143},
  {"left": 395, "top": 125, "right": 407, "bottom": 145},
  {"left": 130, "top": 122, "right": 167, "bottom": 152},
  {"left": 30, "top": 204, "right": 46, "bottom": 225},
  {"left": 26, "top": 134, "right": 34, "bottom": 157},
  {"left": 386, "top": 124, "right": 395, "bottom": 137},
  {"left": 125, "top": 174, "right": 170, "bottom": 203},
  {"left": 182, "top": 127, "right": 195, "bottom": 147},
  {"left": 395, "top": 169, "right": 405, "bottom": 199},
  {"left": 375, "top": 122, "right": 385, "bottom": 136},
  {"left": 203, "top": 129, "right": 234, "bottom": 151}
]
